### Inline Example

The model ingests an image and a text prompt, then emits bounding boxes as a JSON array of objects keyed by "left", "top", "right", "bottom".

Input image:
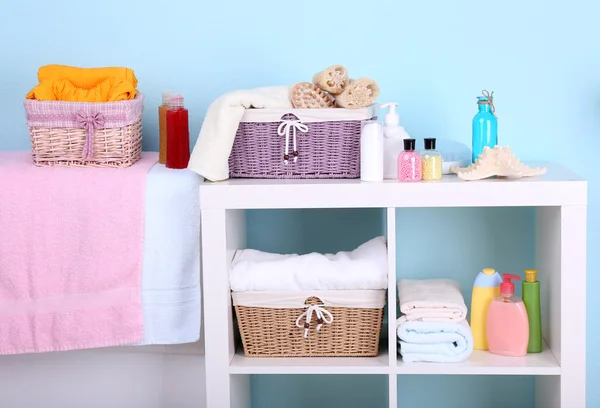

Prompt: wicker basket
[
  {"left": 232, "top": 290, "right": 385, "bottom": 357},
  {"left": 228, "top": 106, "right": 377, "bottom": 179},
  {"left": 24, "top": 94, "right": 144, "bottom": 168}
]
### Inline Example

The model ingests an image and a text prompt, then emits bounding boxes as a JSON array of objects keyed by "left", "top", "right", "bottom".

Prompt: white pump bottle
[{"left": 381, "top": 103, "right": 410, "bottom": 179}]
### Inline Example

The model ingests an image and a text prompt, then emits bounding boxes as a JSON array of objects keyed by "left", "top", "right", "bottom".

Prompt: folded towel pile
[
  {"left": 397, "top": 279, "right": 474, "bottom": 363},
  {"left": 26, "top": 64, "right": 138, "bottom": 102},
  {"left": 230, "top": 236, "right": 388, "bottom": 291}
]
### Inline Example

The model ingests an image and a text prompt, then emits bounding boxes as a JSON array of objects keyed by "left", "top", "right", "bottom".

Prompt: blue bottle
[{"left": 472, "top": 90, "right": 497, "bottom": 163}]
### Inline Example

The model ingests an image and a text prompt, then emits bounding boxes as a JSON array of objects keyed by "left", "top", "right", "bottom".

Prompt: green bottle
[{"left": 522, "top": 269, "right": 542, "bottom": 353}]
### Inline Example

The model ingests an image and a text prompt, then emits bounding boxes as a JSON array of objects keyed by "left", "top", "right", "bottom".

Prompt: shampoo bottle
[
  {"left": 381, "top": 103, "right": 410, "bottom": 179},
  {"left": 522, "top": 269, "right": 542, "bottom": 353},
  {"left": 470, "top": 267, "right": 503, "bottom": 350},
  {"left": 360, "top": 120, "right": 384, "bottom": 182},
  {"left": 486, "top": 274, "right": 529, "bottom": 357}
]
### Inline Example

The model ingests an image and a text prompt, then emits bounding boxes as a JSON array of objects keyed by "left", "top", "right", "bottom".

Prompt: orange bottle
[{"left": 158, "top": 92, "right": 173, "bottom": 164}]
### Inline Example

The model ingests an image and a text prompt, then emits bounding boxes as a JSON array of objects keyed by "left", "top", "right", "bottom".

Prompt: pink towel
[{"left": 0, "top": 151, "right": 158, "bottom": 354}]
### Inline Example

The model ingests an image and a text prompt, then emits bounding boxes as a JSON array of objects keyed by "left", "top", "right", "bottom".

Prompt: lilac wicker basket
[{"left": 228, "top": 107, "right": 376, "bottom": 179}]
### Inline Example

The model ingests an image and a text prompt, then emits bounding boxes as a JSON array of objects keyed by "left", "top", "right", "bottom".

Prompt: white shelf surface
[
  {"left": 230, "top": 345, "right": 391, "bottom": 375},
  {"left": 229, "top": 341, "right": 559, "bottom": 376},
  {"left": 396, "top": 340, "right": 560, "bottom": 376},
  {"left": 199, "top": 163, "right": 586, "bottom": 210}
]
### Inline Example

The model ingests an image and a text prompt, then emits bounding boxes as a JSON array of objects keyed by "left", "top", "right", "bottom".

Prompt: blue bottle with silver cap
[{"left": 472, "top": 90, "right": 498, "bottom": 163}]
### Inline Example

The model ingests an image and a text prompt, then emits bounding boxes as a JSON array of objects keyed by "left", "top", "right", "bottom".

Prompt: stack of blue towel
[{"left": 396, "top": 278, "right": 474, "bottom": 363}]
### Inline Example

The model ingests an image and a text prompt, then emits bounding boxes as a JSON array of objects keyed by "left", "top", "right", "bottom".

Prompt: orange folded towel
[
  {"left": 26, "top": 64, "right": 138, "bottom": 102},
  {"left": 26, "top": 77, "right": 137, "bottom": 102},
  {"left": 38, "top": 64, "right": 138, "bottom": 90}
]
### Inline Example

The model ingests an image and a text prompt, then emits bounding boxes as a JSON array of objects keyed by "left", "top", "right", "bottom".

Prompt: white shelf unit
[{"left": 199, "top": 163, "right": 587, "bottom": 408}]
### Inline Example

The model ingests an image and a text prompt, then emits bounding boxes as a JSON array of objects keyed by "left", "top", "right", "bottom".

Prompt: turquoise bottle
[{"left": 472, "top": 90, "right": 498, "bottom": 163}]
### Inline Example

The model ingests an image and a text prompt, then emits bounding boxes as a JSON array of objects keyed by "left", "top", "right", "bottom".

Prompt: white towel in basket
[
  {"left": 230, "top": 236, "right": 388, "bottom": 291},
  {"left": 188, "top": 86, "right": 293, "bottom": 181}
]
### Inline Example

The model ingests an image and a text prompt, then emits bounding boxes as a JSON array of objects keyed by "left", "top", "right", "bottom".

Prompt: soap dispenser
[
  {"left": 486, "top": 274, "right": 529, "bottom": 357},
  {"left": 381, "top": 103, "right": 410, "bottom": 179}
]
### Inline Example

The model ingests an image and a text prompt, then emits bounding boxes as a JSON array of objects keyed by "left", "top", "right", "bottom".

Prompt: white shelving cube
[{"left": 199, "top": 163, "right": 587, "bottom": 408}]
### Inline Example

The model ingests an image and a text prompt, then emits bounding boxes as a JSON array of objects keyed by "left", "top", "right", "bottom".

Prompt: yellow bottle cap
[
  {"left": 525, "top": 269, "right": 538, "bottom": 282},
  {"left": 482, "top": 268, "right": 495, "bottom": 275}
]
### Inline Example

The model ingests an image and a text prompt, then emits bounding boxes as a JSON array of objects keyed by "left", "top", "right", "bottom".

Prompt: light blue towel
[
  {"left": 397, "top": 318, "right": 474, "bottom": 363},
  {"left": 136, "top": 164, "right": 202, "bottom": 345}
]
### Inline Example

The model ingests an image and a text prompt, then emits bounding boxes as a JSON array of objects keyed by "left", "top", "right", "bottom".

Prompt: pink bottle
[
  {"left": 398, "top": 138, "right": 421, "bottom": 181},
  {"left": 486, "top": 274, "right": 530, "bottom": 357}
]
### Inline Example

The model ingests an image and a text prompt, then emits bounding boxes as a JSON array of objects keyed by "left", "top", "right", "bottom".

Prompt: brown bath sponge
[{"left": 291, "top": 82, "right": 335, "bottom": 109}]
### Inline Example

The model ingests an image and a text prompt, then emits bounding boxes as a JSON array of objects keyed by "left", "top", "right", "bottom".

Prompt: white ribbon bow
[
  {"left": 295, "top": 304, "right": 334, "bottom": 338},
  {"left": 277, "top": 119, "right": 309, "bottom": 164}
]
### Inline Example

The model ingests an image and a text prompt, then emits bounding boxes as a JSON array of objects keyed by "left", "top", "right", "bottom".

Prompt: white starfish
[{"left": 450, "top": 146, "right": 547, "bottom": 181}]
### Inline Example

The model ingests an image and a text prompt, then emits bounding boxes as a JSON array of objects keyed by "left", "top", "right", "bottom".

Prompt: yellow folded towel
[
  {"left": 26, "top": 64, "right": 138, "bottom": 102},
  {"left": 38, "top": 64, "right": 138, "bottom": 90},
  {"left": 26, "top": 77, "right": 137, "bottom": 102}
]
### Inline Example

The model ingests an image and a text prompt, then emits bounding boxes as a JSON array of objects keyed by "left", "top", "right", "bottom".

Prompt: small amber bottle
[{"left": 158, "top": 92, "right": 173, "bottom": 164}]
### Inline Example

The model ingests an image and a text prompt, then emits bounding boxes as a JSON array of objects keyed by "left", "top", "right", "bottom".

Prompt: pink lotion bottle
[{"left": 486, "top": 273, "right": 529, "bottom": 357}]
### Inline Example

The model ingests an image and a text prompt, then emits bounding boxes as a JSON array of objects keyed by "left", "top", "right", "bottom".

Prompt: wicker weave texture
[
  {"left": 229, "top": 114, "right": 370, "bottom": 179},
  {"left": 28, "top": 120, "right": 142, "bottom": 168},
  {"left": 235, "top": 295, "right": 384, "bottom": 357}
]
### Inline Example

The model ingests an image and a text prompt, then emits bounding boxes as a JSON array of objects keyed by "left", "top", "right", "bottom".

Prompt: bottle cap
[
  {"left": 424, "top": 138, "right": 436, "bottom": 150},
  {"left": 403, "top": 138, "right": 416, "bottom": 151},
  {"left": 169, "top": 94, "right": 184, "bottom": 108},
  {"left": 161, "top": 91, "right": 174, "bottom": 104},
  {"left": 380, "top": 102, "right": 400, "bottom": 128},
  {"left": 525, "top": 269, "right": 538, "bottom": 283},
  {"left": 500, "top": 273, "right": 521, "bottom": 296},
  {"left": 482, "top": 268, "right": 496, "bottom": 276}
]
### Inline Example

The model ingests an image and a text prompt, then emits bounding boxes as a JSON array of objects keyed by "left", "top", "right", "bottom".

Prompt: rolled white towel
[
  {"left": 230, "top": 236, "right": 388, "bottom": 291},
  {"left": 398, "top": 278, "right": 468, "bottom": 322},
  {"left": 397, "top": 317, "right": 474, "bottom": 363}
]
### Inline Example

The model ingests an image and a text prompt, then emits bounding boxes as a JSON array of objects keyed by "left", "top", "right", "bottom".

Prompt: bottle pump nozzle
[
  {"left": 380, "top": 102, "right": 400, "bottom": 128},
  {"left": 500, "top": 273, "right": 521, "bottom": 296}
]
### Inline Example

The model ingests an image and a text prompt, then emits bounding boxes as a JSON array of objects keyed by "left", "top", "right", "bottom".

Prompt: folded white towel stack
[
  {"left": 399, "top": 278, "right": 468, "bottom": 322},
  {"left": 230, "top": 236, "right": 388, "bottom": 291},
  {"left": 397, "top": 278, "right": 473, "bottom": 363}
]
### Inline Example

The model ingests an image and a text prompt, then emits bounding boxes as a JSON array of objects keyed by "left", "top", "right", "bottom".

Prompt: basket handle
[{"left": 295, "top": 298, "right": 333, "bottom": 338}]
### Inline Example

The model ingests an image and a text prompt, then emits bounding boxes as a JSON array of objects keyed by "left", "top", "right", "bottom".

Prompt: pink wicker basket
[
  {"left": 228, "top": 106, "right": 376, "bottom": 179},
  {"left": 24, "top": 94, "right": 144, "bottom": 168}
]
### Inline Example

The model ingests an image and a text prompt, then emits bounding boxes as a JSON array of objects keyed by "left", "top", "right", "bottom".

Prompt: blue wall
[{"left": 1, "top": 0, "right": 597, "bottom": 406}]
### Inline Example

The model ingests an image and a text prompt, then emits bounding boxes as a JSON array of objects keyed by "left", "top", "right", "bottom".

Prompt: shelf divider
[{"left": 386, "top": 208, "right": 398, "bottom": 368}]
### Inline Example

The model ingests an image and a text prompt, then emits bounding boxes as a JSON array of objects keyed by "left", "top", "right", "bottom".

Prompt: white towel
[
  {"left": 136, "top": 164, "right": 202, "bottom": 345},
  {"left": 230, "top": 236, "right": 388, "bottom": 291},
  {"left": 397, "top": 317, "right": 474, "bottom": 363},
  {"left": 188, "top": 86, "right": 294, "bottom": 181},
  {"left": 398, "top": 279, "right": 468, "bottom": 322}
]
